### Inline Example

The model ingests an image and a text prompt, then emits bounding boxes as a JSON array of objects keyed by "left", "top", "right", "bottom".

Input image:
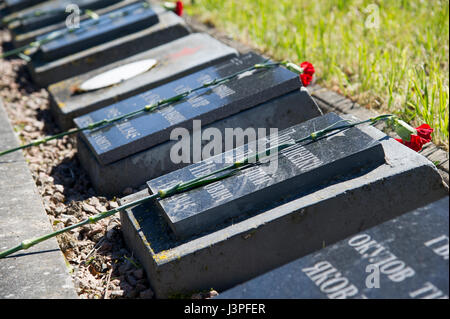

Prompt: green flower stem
[
  {"left": 0, "top": 163, "right": 244, "bottom": 258},
  {"left": 0, "top": 62, "right": 281, "bottom": 158},
  {"left": 0, "top": 127, "right": 84, "bottom": 157},
  {"left": 0, "top": 43, "right": 36, "bottom": 59},
  {"left": 2, "top": 0, "right": 119, "bottom": 25},
  {"left": 0, "top": 193, "right": 158, "bottom": 259},
  {"left": 2, "top": 9, "right": 61, "bottom": 25},
  {"left": 1, "top": 25, "right": 75, "bottom": 59},
  {"left": 0, "top": 114, "right": 395, "bottom": 259}
]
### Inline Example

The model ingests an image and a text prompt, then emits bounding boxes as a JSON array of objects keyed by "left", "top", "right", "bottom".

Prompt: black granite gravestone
[
  {"left": 36, "top": 1, "right": 159, "bottom": 61},
  {"left": 4, "top": 0, "right": 46, "bottom": 13},
  {"left": 8, "top": 0, "right": 120, "bottom": 32},
  {"left": 74, "top": 53, "right": 303, "bottom": 166},
  {"left": 49, "top": 33, "right": 238, "bottom": 129},
  {"left": 27, "top": 3, "right": 189, "bottom": 86},
  {"left": 146, "top": 113, "right": 385, "bottom": 239},
  {"left": 75, "top": 87, "right": 321, "bottom": 196},
  {"left": 10, "top": 0, "right": 138, "bottom": 48},
  {"left": 216, "top": 196, "right": 449, "bottom": 299}
]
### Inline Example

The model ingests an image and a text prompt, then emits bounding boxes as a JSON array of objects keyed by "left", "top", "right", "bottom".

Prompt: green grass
[{"left": 186, "top": 0, "right": 449, "bottom": 149}]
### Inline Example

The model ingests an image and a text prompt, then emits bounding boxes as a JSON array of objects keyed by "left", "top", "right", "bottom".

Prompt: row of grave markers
[{"left": 1, "top": 0, "right": 448, "bottom": 299}]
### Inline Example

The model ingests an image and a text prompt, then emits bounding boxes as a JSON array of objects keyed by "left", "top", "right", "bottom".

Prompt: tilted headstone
[
  {"left": 49, "top": 33, "right": 238, "bottom": 129},
  {"left": 118, "top": 114, "right": 447, "bottom": 298},
  {"left": 36, "top": 1, "right": 159, "bottom": 61},
  {"left": 74, "top": 52, "right": 323, "bottom": 195},
  {"left": 147, "top": 113, "right": 385, "bottom": 239},
  {"left": 6, "top": 0, "right": 120, "bottom": 32},
  {"left": 216, "top": 196, "right": 449, "bottom": 299},
  {"left": 27, "top": 4, "right": 190, "bottom": 86}
]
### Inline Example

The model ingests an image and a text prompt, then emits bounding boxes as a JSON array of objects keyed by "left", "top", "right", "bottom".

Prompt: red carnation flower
[
  {"left": 175, "top": 1, "right": 183, "bottom": 16},
  {"left": 300, "top": 73, "right": 313, "bottom": 87},
  {"left": 163, "top": 1, "right": 183, "bottom": 16},
  {"left": 300, "top": 61, "right": 315, "bottom": 87},
  {"left": 395, "top": 135, "right": 429, "bottom": 152},
  {"left": 394, "top": 123, "right": 433, "bottom": 152},
  {"left": 415, "top": 124, "right": 433, "bottom": 142}
]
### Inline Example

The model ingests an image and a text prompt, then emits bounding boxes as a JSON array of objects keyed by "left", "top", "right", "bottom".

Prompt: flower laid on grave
[
  {"left": 175, "top": 1, "right": 184, "bottom": 16},
  {"left": 283, "top": 61, "right": 315, "bottom": 87},
  {"left": 390, "top": 118, "right": 433, "bottom": 152},
  {"left": 164, "top": 1, "right": 183, "bottom": 16},
  {"left": 0, "top": 59, "right": 312, "bottom": 158},
  {"left": 299, "top": 61, "right": 315, "bottom": 87},
  {"left": 0, "top": 114, "right": 395, "bottom": 259}
]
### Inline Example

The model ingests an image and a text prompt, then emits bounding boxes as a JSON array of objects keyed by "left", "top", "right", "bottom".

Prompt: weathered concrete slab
[
  {"left": 6, "top": 0, "right": 120, "bottom": 32},
  {"left": 147, "top": 113, "right": 385, "bottom": 239},
  {"left": 49, "top": 33, "right": 238, "bottom": 130},
  {"left": 11, "top": 0, "right": 139, "bottom": 48},
  {"left": 217, "top": 196, "right": 449, "bottom": 299},
  {"left": 74, "top": 53, "right": 302, "bottom": 165},
  {"left": 27, "top": 5, "right": 190, "bottom": 86},
  {"left": 0, "top": 98, "right": 77, "bottom": 299},
  {"left": 119, "top": 114, "right": 447, "bottom": 298}
]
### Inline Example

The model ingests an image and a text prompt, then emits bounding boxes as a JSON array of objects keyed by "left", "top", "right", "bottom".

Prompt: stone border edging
[{"left": 0, "top": 98, "right": 78, "bottom": 299}]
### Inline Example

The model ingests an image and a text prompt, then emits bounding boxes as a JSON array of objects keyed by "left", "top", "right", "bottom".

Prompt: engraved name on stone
[
  {"left": 140, "top": 91, "right": 188, "bottom": 125},
  {"left": 409, "top": 282, "right": 448, "bottom": 299},
  {"left": 424, "top": 235, "right": 449, "bottom": 261},
  {"left": 348, "top": 234, "right": 416, "bottom": 283},
  {"left": 302, "top": 261, "right": 364, "bottom": 299},
  {"left": 189, "top": 161, "right": 234, "bottom": 203}
]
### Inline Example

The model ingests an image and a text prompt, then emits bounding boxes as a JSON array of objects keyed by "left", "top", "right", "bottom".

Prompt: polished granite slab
[
  {"left": 49, "top": 33, "right": 237, "bottom": 129},
  {"left": 147, "top": 113, "right": 385, "bottom": 239},
  {"left": 74, "top": 52, "right": 302, "bottom": 165},
  {"left": 217, "top": 197, "right": 449, "bottom": 299}
]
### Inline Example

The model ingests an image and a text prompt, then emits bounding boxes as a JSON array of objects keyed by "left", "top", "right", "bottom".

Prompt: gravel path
[{"left": 0, "top": 28, "right": 218, "bottom": 300}]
